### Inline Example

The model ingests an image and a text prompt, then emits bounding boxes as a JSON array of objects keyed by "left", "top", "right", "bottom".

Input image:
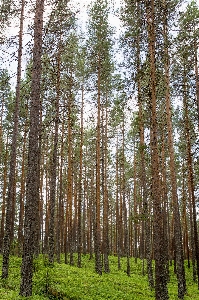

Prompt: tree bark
[
  {"left": 136, "top": 1, "right": 154, "bottom": 284},
  {"left": 194, "top": 31, "right": 199, "bottom": 129},
  {"left": 20, "top": 0, "right": 44, "bottom": 296},
  {"left": 163, "top": 6, "right": 186, "bottom": 297},
  {"left": 48, "top": 40, "right": 61, "bottom": 264},
  {"left": 0, "top": 134, "right": 9, "bottom": 253},
  {"left": 146, "top": 1, "right": 168, "bottom": 299},
  {"left": 183, "top": 65, "right": 199, "bottom": 289},
  {"left": 17, "top": 122, "right": 28, "bottom": 256},
  {"left": 2, "top": 0, "right": 25, "bottom": 278},
  {"left": 95, "top": 53, "right": 102, "bottom": 275},
  {"left": 77, "top": 84, "right": 84, "bottom": 268},
  {"left": 102, "top": 101, "right": 110, "bottom": 273}
]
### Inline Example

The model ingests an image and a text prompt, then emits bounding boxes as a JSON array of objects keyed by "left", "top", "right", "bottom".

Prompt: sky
[{"left": 2, "top": 0, "right": 199, "bottom": 87}]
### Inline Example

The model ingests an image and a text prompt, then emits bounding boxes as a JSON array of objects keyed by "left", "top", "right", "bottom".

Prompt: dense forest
[{"left": 1, "top": 0, "right": 199, "bottom": 299}]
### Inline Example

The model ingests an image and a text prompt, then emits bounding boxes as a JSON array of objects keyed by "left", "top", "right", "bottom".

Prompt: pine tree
[
  {"left": 20, "top": 0, "right": 45, "bottom": 296},
  {"left": 2, "top": 0, "right": 25, "bottom": 279},
  {"left": 87, "top": 0, "right": 114, "bottom": 275},
  {"left": 146, "top": 0, "right": 168, "bottom": 298}
]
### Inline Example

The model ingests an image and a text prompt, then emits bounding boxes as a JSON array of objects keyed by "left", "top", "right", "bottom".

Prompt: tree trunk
[
  {"left": 135, "top": 1, "right": 154, "bottom": 280},
  {"left": 163, "top": 7, "right": 186, "bottom": 297},
  {"left": 2, "top": 0, "right": 25, "bottom": 279},
  {"left": 102, "top": 102, "right": 110, "bottom": 273},
  {"left": 146, "top": 1, "right": 168, "bottom": 299},
  {"left": 77, "top": 85, "right": 84, "bottom": 268},
  {"left": 56, "top": 106, "right": 65, "bottom": 262},
  {"left": 20, "top": 0, "right": 44, "bottom": 295},
  {"left": 181, "top": 161, "right": 190, "bottom": 268},
  {"left": 95, "top": 53, "right": 102, "bottom": 275},
  {"left": 194, "top": 32, "right": 199, "bottom": 129},
  {"left": 48, "top": 40, "right": 61, "bottom": 264},
  {"left": 17, "top": 122, "right": 28, "bottom": 256},
  {"left": 183, "top": 65, "right": 199, "bottom": 288},
  {"left": 116, "top": 137, "right": 121, "bottom": 270},
  {"left": 67, "top": 73, "right": 74, "bottom": 266},
  {"left": 0, "top": 134, "right": 9, "bottom": 253}
]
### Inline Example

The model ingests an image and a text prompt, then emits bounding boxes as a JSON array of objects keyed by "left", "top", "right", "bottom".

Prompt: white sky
[{"left": 2, "top": 0, "right": 199, "bottom": 86}]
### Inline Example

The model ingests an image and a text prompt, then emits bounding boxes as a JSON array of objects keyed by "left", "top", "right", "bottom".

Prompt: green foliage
[
  {"left": 0, "top": 255, "right": 198, "bottom": 299},
  {"left": 87, "top": 0, "right": 114, "bottom": 94}
]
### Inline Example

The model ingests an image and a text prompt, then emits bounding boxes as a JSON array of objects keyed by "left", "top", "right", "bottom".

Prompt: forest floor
[{"left": 0, "top": 254, "right": 198, "bottom": 299}]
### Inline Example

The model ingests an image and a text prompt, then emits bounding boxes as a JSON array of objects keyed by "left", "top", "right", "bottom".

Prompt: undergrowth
[{"left": 0, "top": 255, "right": 197, "bottom": 299}]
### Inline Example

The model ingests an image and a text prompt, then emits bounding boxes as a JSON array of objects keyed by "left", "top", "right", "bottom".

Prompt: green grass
[{"left": 0, "top": 255, "right": 198, "bottom": 299}]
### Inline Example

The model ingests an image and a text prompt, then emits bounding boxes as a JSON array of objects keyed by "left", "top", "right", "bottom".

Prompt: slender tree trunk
[
  {"left": 146, "top": 1, "right": 168, "bottom": 298},
  {"left": 135, "top": 2, "right": 154, "bottom": 282},
  {"left": 183, "top": 65, "right": 199, "bottom": 289},
  {"left": 89, "top": 167, "right": 95, "bottom": 260},
  {"left": 102, "top": 102, "right": 110, "bottom": 273},
  {"left": 67, "top": 72, "right": 74, "bottom": 266},
  {"left": 133, "top": 145, "right": 138, "bottom": 263},
  {"left": 82, "top": 171, "right": 87, "bottom": 255},
  {"left": 2, "top": 0, "right": 25, "bottom": 278},
  {"left": 20, "top": 0, "right": 44, "bottom": 295},
  {"left": 116, "top": 137, "right": 121, "bottom": 270},
  {"left": 56, "top": 107, "right": 65, "bottom": 262},
  {"left": 126, "top": 188, "right": 131, "bottom": 276},
  {"left": 160, "top": 129, "right": 170, "bottom": 282},
  {"left": 44, "top": 158, "right": 50, "bottom": 254},
  {"left": 194, "top": 32, "right": 199, "bottom": 129},
  {"left": 34, "top": 107, "right": 43, "bottom": 257},
  {"left": 48, "top": 41, "right": 61, "bottom": 264},
  {"left": 119, "top": 154, "right": 124, "bottom": 257},
  {"left": 77, "top": 84, "right": 84, "bottom": 268},
  {"left": 95, "top": 53, "right": 102, "bottom": 275},
  {"left": 39, "top": 148, "right": 44, "bottom": 254},
  {"left": 0, "top": 134, "right": 9, "bottom": 253},
  {"left": 0, "top": 101, "right": 3, "bottom": 163},
  {"left": 17, "top": 122, "right": 28, "bottom": 256},
  {"left": 163, "top": 8, "right": 186, "bottom": 297},
  {"left": 181, "top": 161, "right": 190, "bottom": 268}
]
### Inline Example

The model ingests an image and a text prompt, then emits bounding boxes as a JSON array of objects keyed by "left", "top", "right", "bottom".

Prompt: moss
[{"left": 0, "top": 255, "right": 198, "bottom": 299}]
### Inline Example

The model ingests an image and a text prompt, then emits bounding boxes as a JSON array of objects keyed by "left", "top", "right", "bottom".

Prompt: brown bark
[
  {"left": 0, "top": 100, "right": 3, "bottom": 162},
  {"left": 82, "top": 169, "right": 87, "bottom": 255},
  {"left": 119, "top": 153, "right": 124, "bottom": 257},
  {"left": 163, "top": 7, "right": 186, "bottom": 297},
  {"left": 194, "top": 32, "right": 199, "bottom": 129},
  {"left": 126, "top": 188, "right": 131, "bottom": 276},
  {"left": 67, "top": 72, "right": 74, "bottom": 266},
  {"left": 160, "top": 129, "right": 170, "bottom": 282},
  {"left": 20, "top": 0, "right": 44, "bottom": 295},
  {"left": 77, "top": 85, "right": 84, "bottom": 268},
  {"left": 2, "top": 0, "right": 25, "bottom": 279},
  {"left": 48, "top": 40, "right": 61, "bottom": 264},
  {"left": 136, "top": 22, "right": 155, "bottom": 286},
  {"left": 34, "top": 107, "right": 43, "bottom": 256},
  {"left": 115, "top": 137, "right": 121, "bottom": 270},
  {"left": 183, "top": 65, "right": 199, "bottom": 288},
  {"left": 187, "top": 164, "right": 197, "bottom": 280},
  {"left": 95, "top": 53, "right": 102, "bottom": 275},
  {"left": 44, "top": 157, "right": 50, "bottom": 253},
  {"left": 17, "top": 122, "right": 28, "bottom": 256},
  {"left": 56, "top": 107, "right": 65, "bottom": 262},
  {"left": 146, "top": 1, "right": 168, "bottom": 299},
  {"left": 137, "top": 48, "right": 154, "bottom": 286},
  {"left": 0, "top": 134, "right": 9, "bottom": 253},
  {"left": 102, "top": 101, "right": 110, "bottom": 273},
  {"left": 133, "top": 146, "right": 138, "bottom": 263},
  {"left": 181, "top": 161, "right": 190, "bottom": 268},
  {"left": 89, "top": 166, "right": 95, "bottom": 259},
  {"left": 39, "top": 148, "right": 44, "bottom": 254}
]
